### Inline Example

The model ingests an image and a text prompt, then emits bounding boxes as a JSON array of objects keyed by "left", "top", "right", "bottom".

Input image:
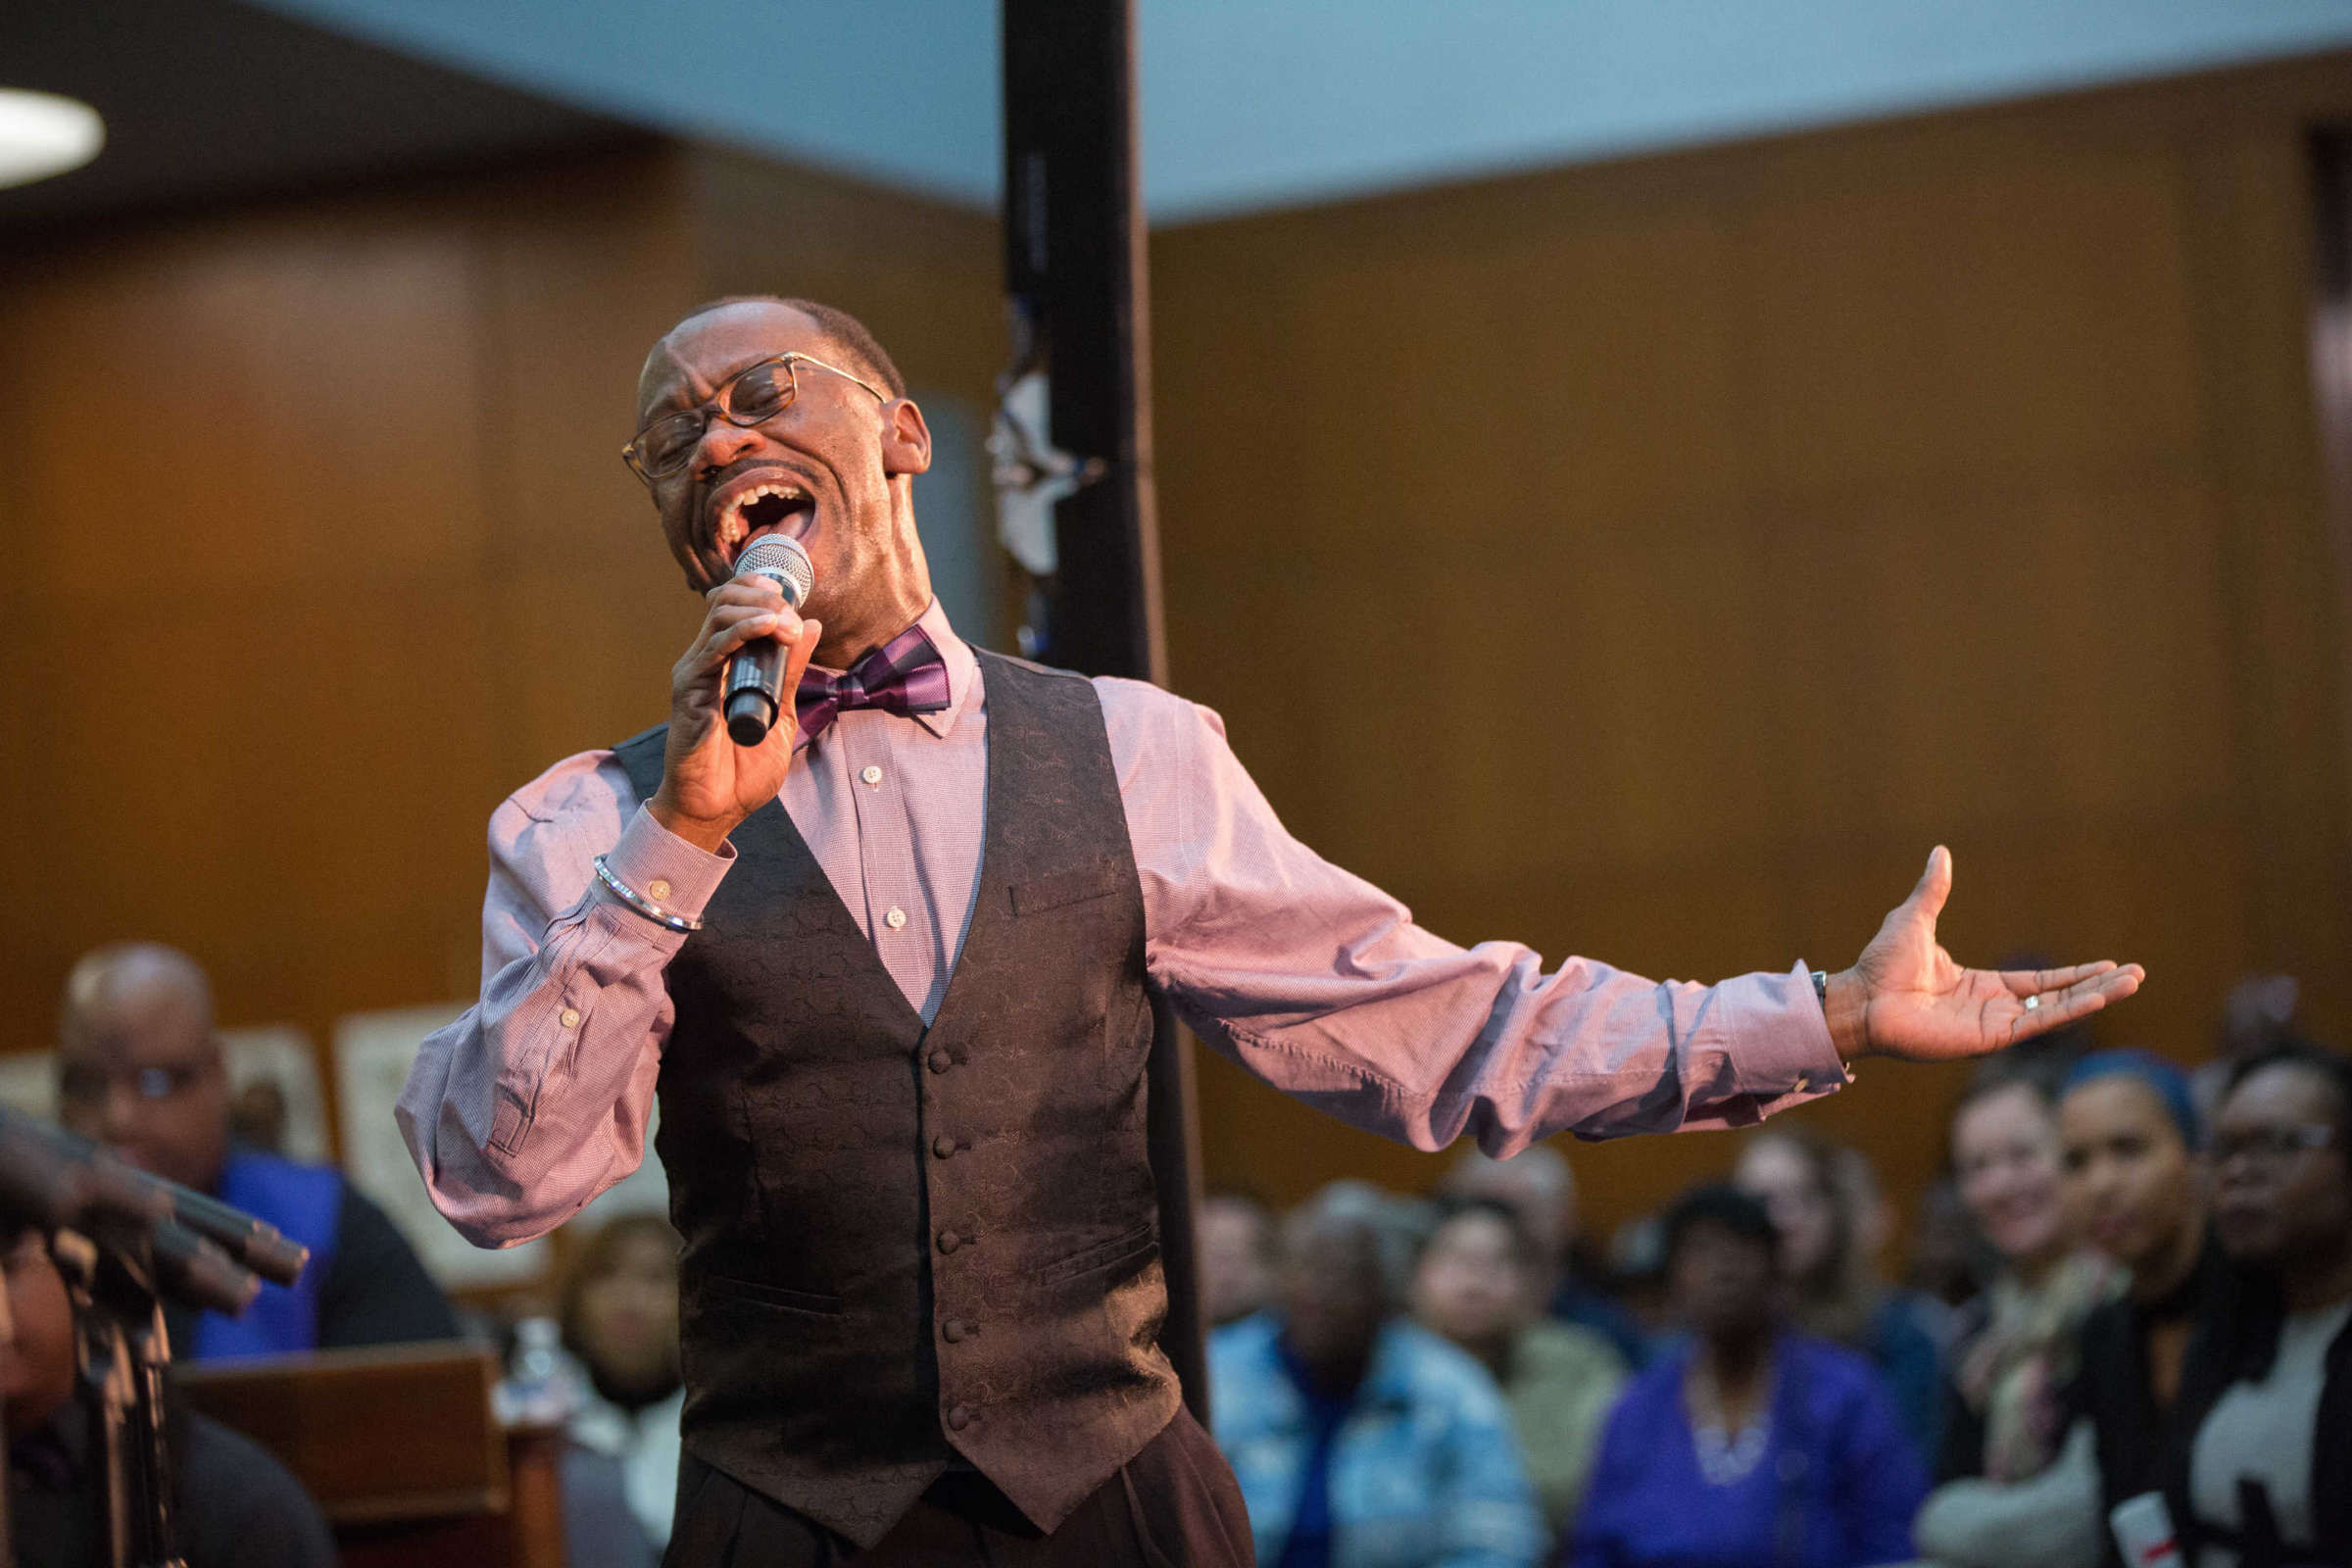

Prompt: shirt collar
[{"left": 794, "top": 597, "right": 977, "bottom": 752}]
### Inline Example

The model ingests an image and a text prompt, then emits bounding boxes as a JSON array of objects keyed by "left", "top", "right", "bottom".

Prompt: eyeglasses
[
  {"left": 2209, "top": 1123, "right": 2343, "bottom": 1167},
  {"left": 59, "top": 1062, "right": 210, "bottom": 1104},
  {"left": 622, "top": 352, "right": 890, "bottom": 483}
]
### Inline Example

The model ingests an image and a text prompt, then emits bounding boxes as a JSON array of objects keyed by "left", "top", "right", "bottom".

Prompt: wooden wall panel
[{"left": 1152, "top": 52, "right": 2352, "bottom": 1245}]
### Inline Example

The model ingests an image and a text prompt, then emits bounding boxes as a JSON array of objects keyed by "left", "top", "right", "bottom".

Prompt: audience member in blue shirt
[
  {"left": 1212, "top": 1193, "right": 1547, "bottom": 1568},
  {"left": 1568, "top": 1185, "right": 1927, "bottom": 1568}
]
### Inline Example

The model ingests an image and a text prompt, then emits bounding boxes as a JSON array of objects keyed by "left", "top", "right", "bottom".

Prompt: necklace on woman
[{"left": 1687, "top": 1357, "right": 1774, "bottom": 1486}]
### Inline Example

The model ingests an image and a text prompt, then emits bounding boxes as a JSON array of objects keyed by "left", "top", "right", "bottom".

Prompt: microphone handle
[
  {"left": 721, "top": 562, "right": 806, "bottom": 747},
  {"left": 724, "top": 638, "right": 788, "bottom": 746}
]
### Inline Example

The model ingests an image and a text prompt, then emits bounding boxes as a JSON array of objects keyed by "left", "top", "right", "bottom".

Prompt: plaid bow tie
[{"left": 794, "top": 624, "right": 952, "bottom": 743}]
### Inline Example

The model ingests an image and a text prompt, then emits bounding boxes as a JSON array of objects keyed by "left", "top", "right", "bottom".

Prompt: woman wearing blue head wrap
[{"left": 2054, "top": 1048, "right": 2229, "bottom": 1566}]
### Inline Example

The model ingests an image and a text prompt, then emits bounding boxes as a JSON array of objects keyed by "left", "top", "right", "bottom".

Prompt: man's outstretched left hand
[{"left": 1820, "top": 847, "right": 2144, "bottom": 1064}]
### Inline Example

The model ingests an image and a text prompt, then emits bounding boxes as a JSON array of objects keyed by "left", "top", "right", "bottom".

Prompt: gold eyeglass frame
[{"left": 622, "top": 351, "right": 891, "bottom": 483}]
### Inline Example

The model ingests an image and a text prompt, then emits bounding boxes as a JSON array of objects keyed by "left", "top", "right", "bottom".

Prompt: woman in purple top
[{"left": 1567, "top": 1186, "right": 1927, "bottom": 1568}]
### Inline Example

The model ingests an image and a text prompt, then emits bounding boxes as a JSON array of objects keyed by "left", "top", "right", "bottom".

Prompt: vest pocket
[
  {"left": 1037, "top": 1218, "right": 1159, "bottom": 1286},
  {"left": 704, "top": 1273, "right": 844, "bottom": 1317},
  {"left": 1009, "top": 858, "right": 1128, "bottom": 917}
]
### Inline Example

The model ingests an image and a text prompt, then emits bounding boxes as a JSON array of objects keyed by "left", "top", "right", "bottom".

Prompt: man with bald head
[
  {"left": 401, "top": 296, "right": 2139, "bottom": 1564},
  {"left": 61, "top": 942, "right": 460, "bottom": 1359}
]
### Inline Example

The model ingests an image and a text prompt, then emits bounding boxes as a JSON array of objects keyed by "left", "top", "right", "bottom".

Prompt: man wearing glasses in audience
[
  {"left": 399, "top": 296, "right": 2142, "bottom": 1566},
  {"left": 59, "top": 942, "right": 462, "bottom": 1359}
]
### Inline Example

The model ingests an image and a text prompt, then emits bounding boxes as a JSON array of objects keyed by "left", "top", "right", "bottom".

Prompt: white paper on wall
[{"left": 0, "top": 1054, "right": 56, "bottom": 1121}]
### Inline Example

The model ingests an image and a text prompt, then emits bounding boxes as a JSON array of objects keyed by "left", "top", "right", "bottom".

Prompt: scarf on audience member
[{"left": 1957, "top": 1250, "right": 2120, "bottom": 1482}]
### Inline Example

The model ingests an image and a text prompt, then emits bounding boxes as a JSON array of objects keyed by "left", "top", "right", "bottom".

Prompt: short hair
[
  {"left": 2223, "top": 1043, "right": 2352, "bottom": 1136},
  {"left": 1662, "top": 1183, "right": 1780, "bottom": 1267},
  {"left": 1947, "top": 1065, "right": 2060, "bottom": 1165},
  {"left": 2063, "top": 1048, "right": 2201, "bottom": 1151},
  {"left": 1421, "top": 1195, "right": 1543, "bottom": 1272},
  {"left": 672, "top": 295, "right": 906, "bottom": 398}
]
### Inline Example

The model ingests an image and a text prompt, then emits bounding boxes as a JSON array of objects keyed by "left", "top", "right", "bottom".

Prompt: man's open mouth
[{"left": 713, "top": 481, "right": 815, "bottom": 562}]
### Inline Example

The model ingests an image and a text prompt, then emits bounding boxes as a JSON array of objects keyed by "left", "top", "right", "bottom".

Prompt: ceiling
[
  {"left": 10, "top": 0, "right": 2352, "bottom": 237},
  {"left": 253, "top": 0, "right": 2352, "bottom": 220}
]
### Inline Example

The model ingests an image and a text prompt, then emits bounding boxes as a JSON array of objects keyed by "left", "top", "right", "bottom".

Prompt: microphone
[
  {"left": 0, "top": 1106, "right": 307, "bottom": 1289},
  {"left": 722, "top": 533, "right": 816, "bottom": 746}
]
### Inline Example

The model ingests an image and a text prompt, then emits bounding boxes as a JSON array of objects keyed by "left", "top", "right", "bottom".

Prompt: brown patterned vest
[{"left": 611, "top": 651, "right": 1179, "bottom": 1546}]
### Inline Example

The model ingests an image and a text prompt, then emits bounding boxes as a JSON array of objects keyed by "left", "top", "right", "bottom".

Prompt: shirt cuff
[
  {"left": 597, "top": 805, "right": 734, "bottom": 922},
  {"left": 1719, "top": 961, "right": 1852, "bottom": 1110}
]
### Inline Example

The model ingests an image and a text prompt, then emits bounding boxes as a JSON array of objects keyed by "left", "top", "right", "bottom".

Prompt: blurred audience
[
  {"left": 2174, "top": 1045, "right": 2351, "bottom": 1565},
  {"left": 1568, "top": 1185, "right": 1926, "bottom": 1568},
  {"left": 1201, "top": 1191, "right": 1280, "bottom": 1328},
  {"left": 1411, "top": 1197, "right": 1629, "bottom": 1546},
  {"left": 555, "top": 1213, "right": 684, "bottom": 1568},
  {"left": 1186, "top": 983, "right": 2341, "bottom": 1568},
  {"left": 1936, "top": 1069, "right": 2119, "bottom": 1485},
  {"left": 57, "top": 942, "right": 462, "bottom": 1358},
  {"left": 1211, "top": 1186, "right": 1546, "bottom": 1567},
  {"left": 2, "top": 1226, "right": 335, "bottom": 1567},
  {"left": 1734, "top": 1130, "right": 1946, "bottom": 1462},
  {"left": 1442, "top": 1147, "right": 1650, "bottom": 1367}
]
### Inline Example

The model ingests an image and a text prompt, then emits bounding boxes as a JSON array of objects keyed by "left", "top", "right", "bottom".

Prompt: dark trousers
[{"left": 662, "top": 1408, "right": 1255, "bottom": 1567}]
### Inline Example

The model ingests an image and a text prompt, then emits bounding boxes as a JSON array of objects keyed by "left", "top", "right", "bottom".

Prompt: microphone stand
[
  {"left": 0, "top": 1110, "right": 301, "bottom": 1568},
  {"left": 54, "top": 1225, "right": 183, "bottom": 1568}
]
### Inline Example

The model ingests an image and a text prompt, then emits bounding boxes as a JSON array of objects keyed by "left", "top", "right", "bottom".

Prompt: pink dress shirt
[{"left": 397, "top": 600, "right": 1846, "bottom": 1247}]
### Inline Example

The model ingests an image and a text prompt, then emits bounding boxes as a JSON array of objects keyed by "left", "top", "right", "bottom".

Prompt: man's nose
[
  {"left": 97, "top": 1081, "right": 145, "bottom": 1139},
  {"left": 697, "top": 418, "right": 766, "bottom": 473}
]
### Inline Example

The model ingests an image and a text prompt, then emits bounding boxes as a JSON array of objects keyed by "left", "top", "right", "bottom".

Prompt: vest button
[
  {"left": 937, "top": 1229, "right": 962, "bottom": 1254},
  {"left": 932, "top": 1135, "right": 957, "bottom": 1159},
  {"left": 942, "top": 1318, "right": 972, "bottom": 1344},
  {"left": 946, "top": 1404, "right": 973, "bottom": 1432},
  {"left": 928, "top": 1048, "right": 954, "bottom": 1074}
]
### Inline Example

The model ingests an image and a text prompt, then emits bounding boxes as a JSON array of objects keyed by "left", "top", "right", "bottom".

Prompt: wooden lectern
[{"left": 174, "top": 1342, "right": 565, "bottom": 1568}]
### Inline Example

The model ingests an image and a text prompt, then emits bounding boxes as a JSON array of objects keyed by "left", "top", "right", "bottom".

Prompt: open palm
[{"left": 1838, "top": 847, "right": 2143, "bottom": 1062}]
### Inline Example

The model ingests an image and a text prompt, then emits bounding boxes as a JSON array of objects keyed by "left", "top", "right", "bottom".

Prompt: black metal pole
[{"left": 1001, "top": 0, "right": 1209, "bottom": 1423}]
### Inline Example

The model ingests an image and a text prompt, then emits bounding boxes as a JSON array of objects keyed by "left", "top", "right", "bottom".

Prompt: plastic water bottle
[
  {"left": 495, "top": 1315, "right": 578, "bottom": 1427},
  {"left": 2109, "top": 1494, "right": 2185, "bottom": 1568}
]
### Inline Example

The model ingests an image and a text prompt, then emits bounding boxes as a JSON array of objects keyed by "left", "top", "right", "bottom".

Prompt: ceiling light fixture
[{"left": 0, "top": 89, "right": 104, "bottom": 190}]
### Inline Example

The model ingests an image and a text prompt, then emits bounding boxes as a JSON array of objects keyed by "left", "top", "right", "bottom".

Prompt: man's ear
[{"left": 881, "top": 397, "right": 933, "bottom": 478}]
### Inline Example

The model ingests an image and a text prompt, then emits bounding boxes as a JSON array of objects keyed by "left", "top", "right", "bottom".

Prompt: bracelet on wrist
[{"left": 593, "top": 855, "right": 705, "bottom": 933}]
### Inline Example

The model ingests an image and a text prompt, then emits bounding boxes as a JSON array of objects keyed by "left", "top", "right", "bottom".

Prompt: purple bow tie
[{"left": 794, "top": 624, "right": 952, "bottom": 743}]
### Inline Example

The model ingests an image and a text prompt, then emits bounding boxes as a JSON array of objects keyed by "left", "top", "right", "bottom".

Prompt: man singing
[{"left": 398, "top": 297, "right": 2140, "bottom": 1566}]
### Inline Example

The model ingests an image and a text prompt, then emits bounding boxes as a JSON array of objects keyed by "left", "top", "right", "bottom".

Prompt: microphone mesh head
[{"left": 732, "top": 533, "right": 814, "bottom": 607}]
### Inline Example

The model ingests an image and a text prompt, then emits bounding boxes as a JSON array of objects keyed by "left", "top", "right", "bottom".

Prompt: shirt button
[
  {"left": 559, "top": 1007, "right": 581, "bottom": 1029},
  {"left": 946, "top": 1404, "right": 973, "bottom": 1432},
  {"left": 885, "top": 906, "right": 907, "bottom": 930},
  {"left": 928, "top": 1048, "right": 954, "bottom": 1074},
  {"left": 860, "top": 764, "right": 884, "bottom": 786},
  {"left": 646, "top": 878, "right": 671, "bottom": 902},
  {"left": 937, "top": 1230, "right": 962, "bottom": 1255},
  {"left": 932, "top": 1135, "right": 957, "bottom": 1159},
  {"left": 942, "top": 1318, "right": 972, "bottom": 1345}
]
